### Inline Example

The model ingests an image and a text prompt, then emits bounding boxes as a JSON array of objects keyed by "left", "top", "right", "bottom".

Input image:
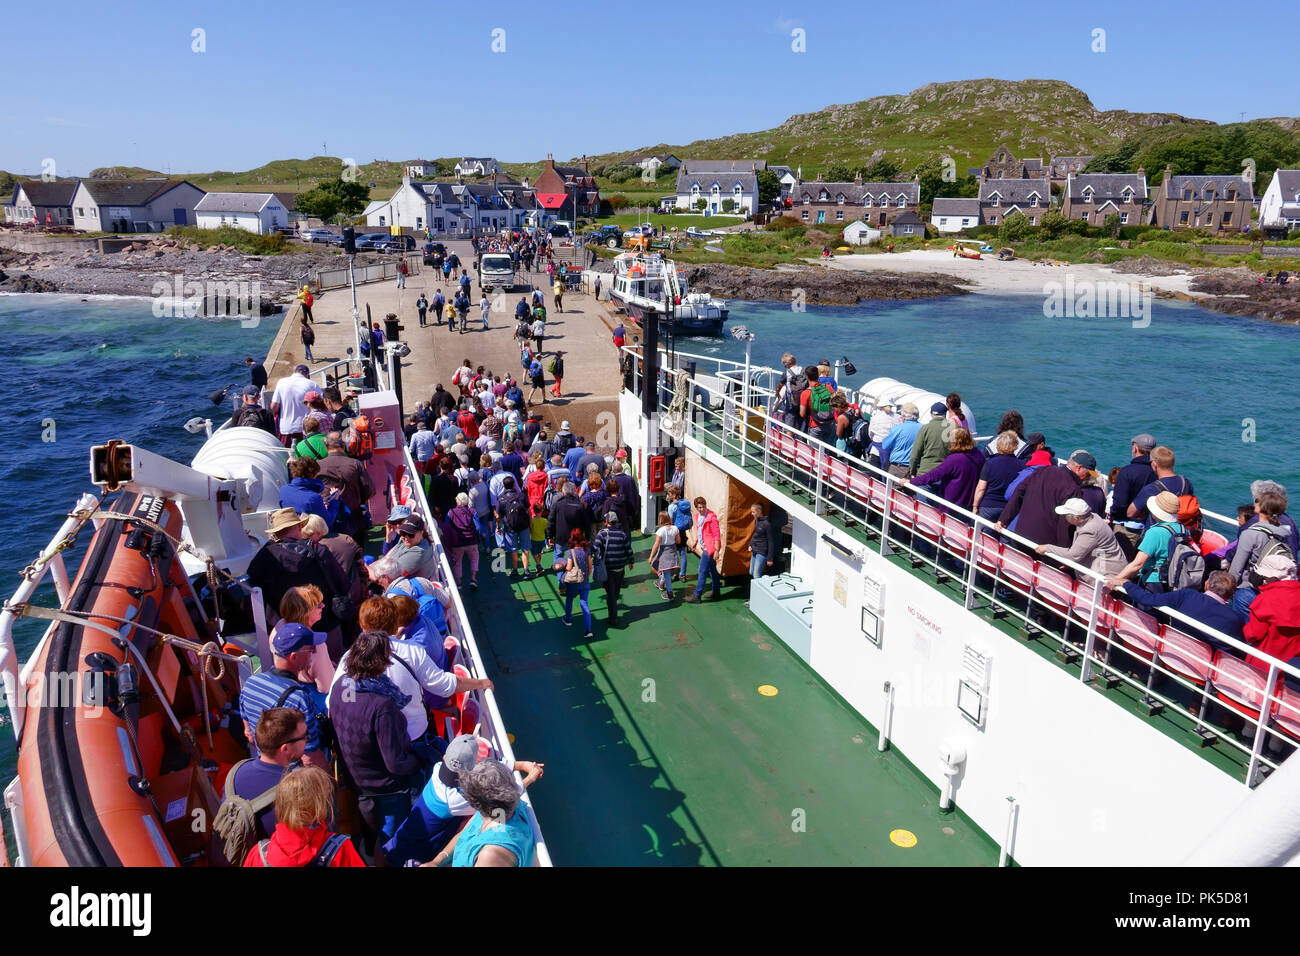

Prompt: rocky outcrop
[
  {"left": 678, "top": 263, "right": 968, "bottom": 305},
  {"left": 0, "top": 270, "right": 58, "bottom": 292},
  {"left": 1189, "top": 273, "right": 1300, "bottom": 324}
]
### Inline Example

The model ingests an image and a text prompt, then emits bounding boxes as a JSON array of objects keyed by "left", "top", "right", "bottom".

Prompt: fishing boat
[
  {"left": 609, "top": 252, "right": 728, "bottom": 336},
  {"left": 949, "top": 239, "right": 982, "bottom": 260}
]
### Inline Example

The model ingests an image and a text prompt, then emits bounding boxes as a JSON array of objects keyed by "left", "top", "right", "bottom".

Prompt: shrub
[
  {"left": 721, "top": 198, "right": 735, "bottom": 213},
  {"left": 693, "top": 198, "right": 707, "bottom": 212},
  {"left": 764, "top": 215, "right": 803, "bottom": 231},
  {"left": 608, "top": 194, "right": 631, "bottom": 210},
  {"left": 997, "top": 215, "right": 1031, "bottom": 242},
  {"left": 167, "top": 226, "right": 286, "bottom": 255}
]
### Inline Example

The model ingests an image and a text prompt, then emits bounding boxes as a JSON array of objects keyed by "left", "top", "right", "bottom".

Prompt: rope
[{"left": 20, "top": 495, "right": 104, "bottom": 581}]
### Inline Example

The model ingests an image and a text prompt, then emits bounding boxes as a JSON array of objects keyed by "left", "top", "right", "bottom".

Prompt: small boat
[
  {"left": 610, "top": 252, "right": 728, "bottom": 336},
  {"left": 997, "top": 247, "right": 1015, "bottom": 261},
  {"left": 949, "top": 240, "right": 982, "bottom": 260}
]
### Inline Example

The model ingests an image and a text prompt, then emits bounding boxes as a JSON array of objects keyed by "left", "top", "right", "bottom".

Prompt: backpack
[
  {"left": 547, "top": 358, "right": 558, "bottom": 374},
  {"left": 849, "top": 413, "right": 873, "bottom": 456},
  {"left": 255, "top": 832, "right": 349, "bottom": 868},
  {"left": 212, "top": 759, "right": 278, "bottom": 865},
  {"left": 506, "top": 386, "right": 523, "bottom": 406},
  {"left": 1156, "top": 478, "right": 1202, "bottom": 534},
  {"left": 1161, "top": 523, "right": 1207, "bottom": 591},
  {"left": 543, "top": 487, "right": 559, "bottom": 512},
  {"left": 301, "top": 325, "right": 315, "bottom": 345},
  {"left": 1247, "top": 533, "right": 1297, "bottom": 589},
  {"left": 807, "top": 383, "right": 834, "bottom": 425},
  {"left": 345, "top": 414, "right": 374, "bottom": 461},
  {"left": 502, "top": 492, "right": 531, "bottom": 533},
  {"left": 553, "top": 432, "right": 575, "bottom": 455},
  {"left": 783, "top": 368, "right": 809, "bottom": 412}
]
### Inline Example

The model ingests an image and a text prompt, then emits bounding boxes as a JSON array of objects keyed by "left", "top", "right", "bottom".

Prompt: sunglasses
[{"left": 286, "top": 734, "right": 308, "bottom": 745}]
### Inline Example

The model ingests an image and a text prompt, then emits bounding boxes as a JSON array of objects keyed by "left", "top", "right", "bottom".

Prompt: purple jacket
[
  {"left": 914, "top": 449, "right": 986, "bottom": 511},
  {"left": 441, "top": 505, "right": 479, "bottom": 548}
]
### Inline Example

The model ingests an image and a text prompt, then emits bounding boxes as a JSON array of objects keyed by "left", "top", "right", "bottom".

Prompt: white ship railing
[
  {"left": 395, "top": 446, "right": 552, "bottom": 866},
  {"left": 627, "top": 346, "right": 1299, "bottom": 788}
]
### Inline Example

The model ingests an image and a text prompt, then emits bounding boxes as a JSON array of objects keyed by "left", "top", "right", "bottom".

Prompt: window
[
  {"left": 897, "top": 196, "right": 906, "bottom": 207},
  {"left": 989, "top": 215, "right": 998, "bottom": 225},
  {"left": 76, "top": 207, "right": 84, "bottom": 216},
  {"left": 1205, "top": 212, "right": 1214, "bottom": 225},
  {"left": 1119, "top": 212, "right": 1129, "bottom": 224},
  {"left": 378, "top": 216, "right": 386, "bottom": 226},
  {"left": 818, "top": 190, "right": 828, "bottom": 201},
  {"left": 903, "top": 226, "right": 914, "bottom": 234},
  {"left": 1182, "top": 188, "right": 1192, "bottom": 201},
  {"left": 1030, "top": 196, "right": 1038, "bottom": 207},
  {"left": 800, "top": 210, "right": 809, "bottom": 220},
  {"left": 990, "top": 196, "right": 999, "bottom": 207},
  {"left": 92, "top": 208, "right": 98, "bottom": 217},
  {"left": 837, "top": 195, "right": 844, "bottom": 205},
  {"left": 1179, "top": 211, "right": 1189, "bottom": 224},
  {"left": 1122, "top": 190, "right": 1133, "bottom": 203},
  {"left": 864, "top": 195, "right": 873, "bottom": 207},
  {"left": 1079, "top": 212, "right": 1089, "bottom": 220},
  {"left": 1204, "top": 188, "right": 1215, "bottom": 201},
  {"left": 835, "top": 210, "right": 844, "bottom": 220},
  {"left": 816, "top": 210, "right": 826, "bottom": 223},
  {"left": 1029, "top": 216, "right": 1037, "bottom": 225},
  {"left": 939, "top": 217, "right": 948, "bottom": 225},
  {"left": 416, "top": 217, "right": 423, "bottom": 230},
  {"left": 1082, "top": 189, "right": 1093, "bottom": 204},
  {"left": 1221, "top": 212, "right": 1232, "bottom": 226}
]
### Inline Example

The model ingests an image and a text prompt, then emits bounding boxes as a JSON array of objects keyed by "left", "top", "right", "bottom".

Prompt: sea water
[
  {"left": 1, "top": 294, "right": 276, "bottom": 784},
  {"left": 675, "top": 294, "right": 1298, "bottom": 516}
]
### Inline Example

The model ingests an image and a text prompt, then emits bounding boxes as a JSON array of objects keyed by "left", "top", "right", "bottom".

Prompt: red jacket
[
  {"left": 457, "top": 411, "right": 480, "bottom": 441},
  {"left": 1243, "top": 579, "right": 1300, "bottom": 672},
  {"left": 695, "top": 510, "right": 721, "bottom": 557},
  {"left": 243, "top": 823, "right": 366, "bottom": 868},
  {"left": 526, "top": 470, "right": 549, "bottom": 510}
]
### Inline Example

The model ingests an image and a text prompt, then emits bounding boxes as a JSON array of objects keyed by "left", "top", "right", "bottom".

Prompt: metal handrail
[
  {"left": 397, "top": 447, "right": 552, "bottom": 865},
  {"left": 666, "top": 363, "right": 1300, "bottom": 786}
]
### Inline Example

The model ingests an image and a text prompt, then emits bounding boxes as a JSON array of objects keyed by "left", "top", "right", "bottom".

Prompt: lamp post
[{"left": 730, "top": 325, "right": 755, "bottom": 467}]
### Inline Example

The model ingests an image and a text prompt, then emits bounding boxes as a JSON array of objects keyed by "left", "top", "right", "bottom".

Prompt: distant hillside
[{"left": 578, "top": 79, "right": 1225, "bottom": 178}]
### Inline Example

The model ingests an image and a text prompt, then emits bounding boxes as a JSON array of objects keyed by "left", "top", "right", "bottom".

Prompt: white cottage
[
  {"left": 194, "top": 192, "right": 291, "bottom": 234},
  {"left": 1259, "top": 169, "right": 1300, "bottom": 237},
  {"left": 929, "top": 198, "right": 981, "bottom": 233},
  {"left": 842, "top": 221, "right": 881, "bottom": 245},
  {"left": 674, "top": 161, "right": 761, "bottom": 215},
  {"left": 70, "top": 179, "right": 205, "bottom": 233},
  {"left": 3, "top": 180, "right": 78, "bottom": 225}
]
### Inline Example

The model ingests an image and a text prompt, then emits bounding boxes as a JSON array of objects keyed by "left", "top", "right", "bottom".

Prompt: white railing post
[
  {"left": 880, "top": 474, "right": 895, "bottom": 556},
  {"left": 813, "top": 444, "right": 826, "bottom": 516},
  {"left": 1079, "top": 577, "right": 1105, "bottom": 684},
  {"left": 1246, "top": 663, "right": 1278, "bottom": 787}
]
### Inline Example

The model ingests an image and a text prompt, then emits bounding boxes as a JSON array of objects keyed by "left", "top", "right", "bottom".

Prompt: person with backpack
[
  {"left": 217, "top": 707, "right": 307, "bottom": 864},
  {"left": 774, "top": 352, "right": 807, "bottom": 429},
  {"left": 835, "top": 400, "right": 863, "bottom": 455},
  {"left": 441, "top": 492, "right": 482, "bottom": 589},
  {"left": 1106, "top": 491, "right": 1199, "bottom": 594},
  {"left": 431, "top": 288, "right": 446, "bottom": 327},
  {"left": 495, "top": 476, "right": 532, "bottom": 578},
  {"left": 666, "top": 486, "right": 693, "bottom": 581},
  {"left": 416, "top": 293, "right": 429, "bottom": 328},
  {"left": 1229, "top": 490, "right": 1297, "bottom": 586},
  {"left": 238, "top": 622, "right": 331, "bottom": 766},
  {"left": 562, "top": 529, "right": 594, "bottom": 638},
  {"left": 242, "top": 765, "right": 365, "bottom": 867},
  {"left": 1242, "top": 555, "right": 1300, "bottom": 677},
  {"left": 799, "top": 367, "right": 835, "bottom": 441},
  {"left": 1127, "top": 446, "right": 1194, "bottom": 528}
]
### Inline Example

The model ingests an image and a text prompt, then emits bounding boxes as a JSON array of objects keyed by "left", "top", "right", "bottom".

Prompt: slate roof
[
  {"left": 792, "top": 181, "right": 920, "bottom": 204},
  {"left": 979, "top": 179, "right": 1051, "bottom": 203},
  {"left": 931, "top": 198, "right": 981, "bottom": 216},
  {"left": 194, "top": 192, "right": 277, "bottom": 213},
  {"left": 15, "top": 180, "right": 78, "bottom": 205},
  {"left": 892, "top": 210, "right": 924, "bottom": 225},
  {"left": 679, "top": 159, "right": 767, "bottom": 174},
  {"left": 80, "top": 179, "right": 195, "bottom": 206},
  {"left": 1162, "top": 175, "right": 1255, "bottom": 201},
  {"left": 1065, "top": 173, "right": 1146, "bottom": 201},
  {"left": 677, "top": 171, "right": 759, "bottom": 194},
  {"left": 1273, "top": 170, "right": 1300, "bottom": 199}
]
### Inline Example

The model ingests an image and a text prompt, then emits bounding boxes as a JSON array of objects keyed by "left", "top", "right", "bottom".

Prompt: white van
[{"left": 478, "top": 253, "right": 516, "bottom": 293}]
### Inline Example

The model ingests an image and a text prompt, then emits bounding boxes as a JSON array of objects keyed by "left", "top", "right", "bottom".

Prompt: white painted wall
[
  {"left": 681, "top": 432, "right": 1247, "bottom": 866},
  {"left": 1260, "top": 170, "right": 1300, "bottom": 228},
  {"left": 930, "top": 213, "right": 979, "bottom": 233}
]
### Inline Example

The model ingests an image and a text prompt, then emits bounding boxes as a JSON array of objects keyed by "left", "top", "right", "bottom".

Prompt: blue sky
[{"left": 2, "top": 0, "right": 1293, "bottom": 176}]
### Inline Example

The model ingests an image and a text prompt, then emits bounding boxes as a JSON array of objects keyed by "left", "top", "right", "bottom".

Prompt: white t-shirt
[
  {"left": 271, "top": 373, "right": 314, "bottom": 435},
  {"left": 330, "top": 637, "right": 456, "bottom": 740},
  {"left": 656, "top": 525, "right": 679, "bottom": 548}
]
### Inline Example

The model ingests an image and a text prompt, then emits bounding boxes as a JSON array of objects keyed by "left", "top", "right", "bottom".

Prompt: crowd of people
[{"left": 769, "top": 351, "right": 1300, "bottom": 688}]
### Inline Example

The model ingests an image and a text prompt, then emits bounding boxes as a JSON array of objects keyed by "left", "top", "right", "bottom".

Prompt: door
[
  {"left": 878, "top": 212, "right": 886, "bottom": 226},
  {"left": 816, "top": 210, "right": 825, "bottom": 224},
  {"left": 172, "top": 208, "right": 187, "bottom": 225}
]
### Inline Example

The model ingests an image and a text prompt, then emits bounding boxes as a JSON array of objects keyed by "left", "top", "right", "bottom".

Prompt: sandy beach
[{"left": 819, "top": 248, "right": 1208, "bottom": 298}]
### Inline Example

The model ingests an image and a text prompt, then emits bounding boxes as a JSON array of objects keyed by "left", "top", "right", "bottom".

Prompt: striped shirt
[
  {"left": 592, "top": 527, "right": 633, "bottom": 571},
  {"left": 239, "top": 668, "right": 322, "bottom": 756}
]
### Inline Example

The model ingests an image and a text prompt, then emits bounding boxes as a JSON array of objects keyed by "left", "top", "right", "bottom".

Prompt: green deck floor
[{"left": 461, "top": 535, "right": 1002, "bottom": 866}]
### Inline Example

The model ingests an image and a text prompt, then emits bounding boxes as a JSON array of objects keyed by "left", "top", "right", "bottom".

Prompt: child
[
  {"left": 649, "top": 511, "right": 680, "bottom": 601},
  {"left": 666, "top": 485, "right": 693, "bottom": 582},
  {"left": 529, "top": 503, "right": 550, "bottom": 578}
]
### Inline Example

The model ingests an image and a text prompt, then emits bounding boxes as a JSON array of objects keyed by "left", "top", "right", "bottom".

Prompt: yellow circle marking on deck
[
  {"left": 757, "top": 684, "right": 779, "bottom": 697},
  {"left": 890, "top": 829, "right": 918, "bottom": 848}
]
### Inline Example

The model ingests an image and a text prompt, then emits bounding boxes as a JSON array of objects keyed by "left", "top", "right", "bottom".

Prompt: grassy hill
[{"left": 579, "top": 79, "right": 1215, "bottom": 178}]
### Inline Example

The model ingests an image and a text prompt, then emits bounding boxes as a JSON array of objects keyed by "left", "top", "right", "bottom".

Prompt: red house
[{"left": 534, "top": 154, "right": 599, "bottom": 219}]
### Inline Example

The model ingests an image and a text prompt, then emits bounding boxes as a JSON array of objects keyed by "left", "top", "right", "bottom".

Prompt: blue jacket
[
  {"left": 880, "top": 420, "right": 922, "bottom": 466},
  {"left": 279, "top": 477, "right": 334, "bottom": 526},
  {"left": 1121, "top": 583, "right": 1244, "bottom": 652}
]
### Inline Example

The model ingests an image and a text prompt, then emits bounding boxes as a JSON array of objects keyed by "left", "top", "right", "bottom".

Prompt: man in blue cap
[
  {"left": 230, "top": 384, "right": 275, "bottom": 434},
  {"left": 238, "top": 622, "right": 329, "bottom": 766}
]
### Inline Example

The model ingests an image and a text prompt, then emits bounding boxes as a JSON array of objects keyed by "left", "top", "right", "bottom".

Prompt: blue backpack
[{"left": 389, "top": 578, "right": 448, "bottom": 637}]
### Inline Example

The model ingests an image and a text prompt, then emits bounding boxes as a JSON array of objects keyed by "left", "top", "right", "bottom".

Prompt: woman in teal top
[{"left": 443, "top": 760, "right": 537, "bottom": 867}]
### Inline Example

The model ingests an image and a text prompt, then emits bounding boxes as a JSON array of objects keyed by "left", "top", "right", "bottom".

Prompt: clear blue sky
[{"left": 2, "top": 0, "right": 1292, "bottom": 176}]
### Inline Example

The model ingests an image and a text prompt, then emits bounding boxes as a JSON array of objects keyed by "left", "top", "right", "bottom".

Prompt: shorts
[
  {"left": 499, "top": 530, "right": 521, "bottom": 552},
  {"left": 530, "top": 539, "right": 546, "bottom": 559}
]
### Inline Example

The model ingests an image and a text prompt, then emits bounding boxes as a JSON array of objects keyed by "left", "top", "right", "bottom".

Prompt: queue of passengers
[{"left": 770, "top": 352, "right": 1300, "bottom": 687}]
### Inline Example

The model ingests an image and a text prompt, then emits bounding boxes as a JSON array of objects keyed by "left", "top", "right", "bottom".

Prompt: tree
[
  {"left": 997, "top": 213, "right": 1030, "bottom": 242},
  {"left": 1038, "top": 209, "right": 1068, "bottom": 239},
  {"left": 297, "top": 177, "right": 369, "bottom": 223},
  {"left": 860, "top": 157, "right": 901, "bottom": 182},
  {"left": 1102, "top": 213, "right": 1121, "bottom": 238},
  {"left": 823, "top": 163, "right": 854, "bottom": 183},
  {"left": 756, "top": 169, "right": 781, "bottom": 205},
  {"left": 914, "top": 157, "right": 977, "bottom": 205},
  {"left": 294, "top": 186, "right": 341, "bottom": 223},
  {"left": 721, "top": 198, "right": 735, "bottom": 213},
  {"left": 694, "top": 198, "right": 707, "bottom": 212}
]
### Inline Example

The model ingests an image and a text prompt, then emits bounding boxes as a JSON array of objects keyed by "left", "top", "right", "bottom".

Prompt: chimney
[{"left": 853, "top": 171, "right": 862, "bottom": 185}]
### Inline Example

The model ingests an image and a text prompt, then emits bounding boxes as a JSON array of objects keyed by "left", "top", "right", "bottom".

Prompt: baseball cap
[
  {"left": 294, "top": 363, "right": 309, "bottom": 374},
  {"left": 398, "top": 515, "right": 426, "bottom": 536},
  {"left": 271, "top": 622, "right": 325, "bottom": 656},
  {"left": 241, "top": 384, "right": 261, "bottom": 397},
  {"left": 1131, "top": 433, "right": 1156, "bottom": 452},
  {"left": 387, "top": 504, "right": 413, "bottom": 523},
  {"left": 443, "top": 734, "right": 490, "bottom": 775},
  {"left": 1025, "top": 432, "right": 1046, "bottom": 446},
  {"left": 930, "top": 402, "right": 947, "bottom": 415},
  {"left": 1068, "top": 450, "right": 1097, "bottom": 471},
  {"left": 303, "top": 389, "right": 322, "bottom": 402},
  {"left": 1054, "top": 498, "right": 1091, "bottom": 517}
]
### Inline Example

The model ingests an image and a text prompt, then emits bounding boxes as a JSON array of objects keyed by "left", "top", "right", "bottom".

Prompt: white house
[
  {"left": 70, "top": 179, "right": 205, "bottom": 233},
  {"left": 675, "top": 161, "right": 762, "bottom": 215},
  {"left": 623, "top": 153, "right": 681, "bottom": 174},
  {"left": 366, "top": 177, "right": 533, "bottom": 234},
  {"left": 194, "top": 192, "right": 290, "bottom": 234},
  {"left": 1259, "top": 169, "right": 1300, "bottom": 237},
  {"left": 404, "top": 160, "right": 435, "bottom": 178},
  {"left": 770, "top": 165, "right": 799, "bottom": 198},
  {"left": 842, "top": 221, "right": 881, "bottom": 245},
  {"left": 929, "top": 198, "right": 981, "bottom": 233},
  {"left": 3, "top": 180, "right": 78, "bottom": 225},
  {"left": 454, "top": 157, "right": 502, "bottom": 178}
]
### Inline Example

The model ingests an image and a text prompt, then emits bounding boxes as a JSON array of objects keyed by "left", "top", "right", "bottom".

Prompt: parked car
[
  {"left": 547, "top": 222, "right": 572, "bottom": 238},
  {"left": 353, "top": 233, "right": 388, "bottom": 250},
  {"left": 374, "top": 234, "right": 416, "bottom": 253},
  {"left": 301, "top": 228, "right": 338, "bottom": 244}
]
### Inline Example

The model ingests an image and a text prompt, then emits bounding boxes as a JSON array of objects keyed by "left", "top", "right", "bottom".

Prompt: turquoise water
[
  {"left": 2, "top": 294, "right": 277, "bottom": 783},
  {"left": 673, "top": 294, "right": 1296, "bottom": 519}
]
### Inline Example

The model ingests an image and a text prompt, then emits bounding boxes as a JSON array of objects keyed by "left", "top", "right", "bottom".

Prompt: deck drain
[
  {"left": 890, "top": 829, "right": 918, "bottom": 848},
  {"left": 941, "top": 826, "right": 955, "bottom": 837}
]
